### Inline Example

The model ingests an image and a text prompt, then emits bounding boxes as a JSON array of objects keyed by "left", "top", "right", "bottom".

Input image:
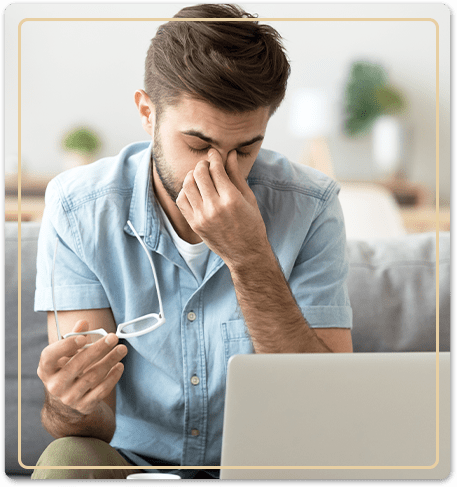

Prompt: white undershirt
[{"left": 158, "top": 204, "right": 210, "bottom": 283}]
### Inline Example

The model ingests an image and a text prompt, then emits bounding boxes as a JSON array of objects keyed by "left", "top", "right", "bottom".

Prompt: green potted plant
[
  {"left": 343, "top": 61, "right": 405, "bottom": 137},
  {"left": 61, "top": 126, "right": 101, "bottom": 169},
  {"left": 343, "top": 61, "right": 407, "bottom": 177}
]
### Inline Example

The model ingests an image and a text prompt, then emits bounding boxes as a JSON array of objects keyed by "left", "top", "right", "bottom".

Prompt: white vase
[
  {"left": 63, "top": 152, "right": 91, "bottom": 171},
  {"left": 372, "top": 115, "right": 403, "bottom": 176}
]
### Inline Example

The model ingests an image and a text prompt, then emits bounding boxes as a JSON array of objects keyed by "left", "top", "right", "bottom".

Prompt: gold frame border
[{"left": 16, "top": 16, "right": 441, "bottom": 473}]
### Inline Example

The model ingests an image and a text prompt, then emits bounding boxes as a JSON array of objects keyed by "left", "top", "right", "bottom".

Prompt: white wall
[{"left": 7, "top": 2, "right": 450, "bottom": 202}]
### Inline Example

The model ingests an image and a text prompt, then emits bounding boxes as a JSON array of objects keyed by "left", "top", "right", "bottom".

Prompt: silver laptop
[{"left": 220, "top": 352, "right": 450, "bottom": 480}]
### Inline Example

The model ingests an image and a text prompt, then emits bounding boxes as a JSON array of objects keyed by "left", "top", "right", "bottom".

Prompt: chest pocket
[{"left": 220, "top": 319, "right": 254, "bottom": 373}]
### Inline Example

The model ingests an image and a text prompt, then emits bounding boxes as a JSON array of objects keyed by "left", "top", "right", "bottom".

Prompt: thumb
[{"left": 72, "top": 319, "right": 90, "bottom": 333}]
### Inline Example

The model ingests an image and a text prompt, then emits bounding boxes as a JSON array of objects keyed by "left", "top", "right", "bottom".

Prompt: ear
[{"left": 135, "top": 89, "right": 155, "bottom": 136}]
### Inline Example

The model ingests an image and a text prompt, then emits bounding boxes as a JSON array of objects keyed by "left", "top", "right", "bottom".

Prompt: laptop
[{"left": 220, "top": 352, "right": 450, "bottom": 480}]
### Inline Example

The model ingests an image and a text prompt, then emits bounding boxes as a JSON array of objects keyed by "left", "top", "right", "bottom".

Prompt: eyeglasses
[{"left": 52, "top": 220, "right": 166, "bottom": 342}]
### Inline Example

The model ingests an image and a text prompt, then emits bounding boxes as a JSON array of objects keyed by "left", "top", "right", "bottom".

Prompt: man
[{"left": 33, "top": 3, "right": 352, "bottom": 480}]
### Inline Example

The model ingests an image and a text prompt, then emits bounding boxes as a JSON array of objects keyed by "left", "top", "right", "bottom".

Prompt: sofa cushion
[{"left": 348, "top": 232, "right": 450, "bottom": 352}]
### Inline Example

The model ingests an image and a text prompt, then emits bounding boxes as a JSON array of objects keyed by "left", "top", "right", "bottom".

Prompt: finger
[
  {"left": 69, "top": 319, "right": 104, "bottom": 346},
  {"left": 57, "top": 333, "right": 120, "bottom": 389},
  {"left": 181, "top": 170, "right": 202, "bottom": 209},
  {"left": 39, "top": 334, "right": 88, "bottom": 377},
  {"left": 72, "top": 319, "right": 90, "bottom": 334},
  {"left": 207, "top": 149, "right": 233, "bottom": 194},
  {"left": 72, "top": 343, "right": 128, "bottom": 399},
  {"left": 193, "top": 159, "right": 219, "bottom": 199},
  {"left": 176, "top": 180, "right": 194, "bottom": 217},
  {"left": 77, "top": 362, "right": 125, "bottom": 414},
  {"left": 56, "top": 356, "right": 72, "bottom": 369},
  {"left": 226, "top": 150, "right": 250, "bottom": 196},
  {"left": 38, "top": 320, "right": 90, "bottom": 378}
]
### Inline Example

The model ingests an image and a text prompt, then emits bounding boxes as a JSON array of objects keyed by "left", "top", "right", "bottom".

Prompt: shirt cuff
[
  {"left": 34, "top": 284, "right": 110, "bottom": 312},
  {"left": 300, "top": 305, "right": 353, "bottom": 329}
]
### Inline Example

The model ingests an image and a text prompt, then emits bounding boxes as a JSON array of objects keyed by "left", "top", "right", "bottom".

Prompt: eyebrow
[{"left": 181, "top": 130, "right": 264, "bottom": 149}]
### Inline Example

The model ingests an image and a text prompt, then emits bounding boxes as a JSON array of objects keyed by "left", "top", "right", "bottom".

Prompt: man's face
[{"left": 151, "top": 96, "right": 271, "bottom": 203}]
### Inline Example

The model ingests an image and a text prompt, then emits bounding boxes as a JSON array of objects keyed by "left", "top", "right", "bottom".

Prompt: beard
[{"left": 151, "top": 122, "right": 182, "bottom": 203}]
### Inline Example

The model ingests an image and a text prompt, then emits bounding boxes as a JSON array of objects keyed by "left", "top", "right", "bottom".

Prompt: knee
[
  {"left": 32, "top": 436, "right": 115, "bottom": 479},
  {"left": 37, "top": 436, "right": 112, "bottom": 465}
]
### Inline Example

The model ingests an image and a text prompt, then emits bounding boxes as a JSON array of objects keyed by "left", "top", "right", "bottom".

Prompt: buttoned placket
[
  {"left": 134, "top": 170, "right": 227, "bottom": 465},
  {"left": 179, "top": 267, "right": 208, "bottom": 465},
  {"left": 178, "top": 253, "right": 226, "bottom": 465}
]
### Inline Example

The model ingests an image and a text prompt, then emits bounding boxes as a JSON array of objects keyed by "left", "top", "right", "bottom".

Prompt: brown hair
[{"left": 144, "top": 3, "right": 290, "bottom": 116}]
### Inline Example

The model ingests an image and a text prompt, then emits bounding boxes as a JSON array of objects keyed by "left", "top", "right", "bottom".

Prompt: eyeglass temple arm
[
  {"left": 127, "top": 220, "right": 165, "bottom": 318},
  {"left": 52, "top": 223, "right": 164, "bottom": 342},
  {"left": 65, "top": 329, "right": 108, "bottom": 338}
]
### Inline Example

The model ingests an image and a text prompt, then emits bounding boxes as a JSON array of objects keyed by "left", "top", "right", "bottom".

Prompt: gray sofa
[{"left": 5, "top": 221, "right": 450, "bottom": 477}]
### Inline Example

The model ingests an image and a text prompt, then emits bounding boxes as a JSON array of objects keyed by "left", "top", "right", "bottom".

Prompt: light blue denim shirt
[{"left": 35, "top": 141, "right": 352, "bottom": 468}]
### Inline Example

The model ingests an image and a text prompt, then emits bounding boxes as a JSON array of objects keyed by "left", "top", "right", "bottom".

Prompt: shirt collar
[{"left": 124, "top": 142, "right": 162, "bottom": 249}]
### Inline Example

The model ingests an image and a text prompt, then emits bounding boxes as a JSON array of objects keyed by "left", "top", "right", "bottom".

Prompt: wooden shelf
[
  {"left": 5, "top": 196, "right": 46, "bottom": 222},
  {"left": 5, "top": 173, "right": 52, "bottom": 197},
  {"left": 341, "top": 176, "right": 434, "bottom": 208},
  {"left": 400, "top": 207, "right": 450, "bottom": 234},
  {"left": 379, "top": 175, "right": 434, "bottom": 207},
  {"left": 5, "top": 173, "right": 53, "bottom": 221}
]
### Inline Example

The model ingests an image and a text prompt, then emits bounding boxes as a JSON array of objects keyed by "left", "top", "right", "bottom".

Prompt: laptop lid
[{"left": 220, "top": 352, "right": 450, "bottom": 480}]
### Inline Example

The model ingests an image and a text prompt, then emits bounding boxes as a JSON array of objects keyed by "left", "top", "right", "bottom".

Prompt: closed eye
[{"left": 188, "top": 146, "right": 251, "bottom": 158}]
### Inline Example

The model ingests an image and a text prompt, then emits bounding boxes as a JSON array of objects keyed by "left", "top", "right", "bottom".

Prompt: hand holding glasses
[{"left": 52, "top": 220, "right": 166, "bottom": 343}]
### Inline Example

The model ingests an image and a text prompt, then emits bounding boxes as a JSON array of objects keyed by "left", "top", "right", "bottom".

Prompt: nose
[{"left": 209, "top": 148, "right": 236, "bottom": 167}]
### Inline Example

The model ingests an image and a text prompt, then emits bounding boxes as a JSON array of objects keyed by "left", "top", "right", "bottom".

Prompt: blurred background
[{"left": 5, "top": 2, "right": 450, "bottom": 237}]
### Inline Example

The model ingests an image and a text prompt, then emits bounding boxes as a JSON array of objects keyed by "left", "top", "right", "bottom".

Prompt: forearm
[
  {"left": 228, "top": 248, "right": 332, "bottom": 354},
  {"left": 175, "top": 150, "right": 339, "bottom": 353},
  {"left": 41, "top": 391, "right": 116, "bottom": 443}
]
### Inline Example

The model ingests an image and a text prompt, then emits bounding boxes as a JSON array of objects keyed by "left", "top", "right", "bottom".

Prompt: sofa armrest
[
  {"left": 339, "top": 182, "right": 407, "bottom": 240},
  {"left": 5, "top": 222, "right": 54, "bottom": 475}
]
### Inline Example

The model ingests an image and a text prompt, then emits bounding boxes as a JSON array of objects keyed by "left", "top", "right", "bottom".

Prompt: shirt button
[
  {"left": 187, "top": 311, "right": 197, "bottom": 322},
  {"left": 191, "top": 429, "right": 200, "bottom": 437},
  {"left": 191, "top": 375, "right": 200, "bottom": 386}
]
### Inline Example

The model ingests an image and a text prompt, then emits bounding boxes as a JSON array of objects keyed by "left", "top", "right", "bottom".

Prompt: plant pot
[{"left": 63, "top": 152, "right": 92, "bottom": 171}]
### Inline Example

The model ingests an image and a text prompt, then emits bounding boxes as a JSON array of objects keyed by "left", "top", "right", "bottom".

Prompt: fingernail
[
  {"left": 75, "top": 336, "right": 86, "bottom": 347},
  {"left": 105, "top": 334, "right": 117, "bottom": 346}
]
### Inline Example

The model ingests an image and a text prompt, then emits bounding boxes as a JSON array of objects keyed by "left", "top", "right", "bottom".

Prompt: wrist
[
  {"left": 42, "top": 393, "right": 115, "bottom": 441},
  {"left": 227, "top": 240, "right": 276, "bottom": 275},
  {"left": 44, "top": 391, "right": 84, "bottom": 420}
]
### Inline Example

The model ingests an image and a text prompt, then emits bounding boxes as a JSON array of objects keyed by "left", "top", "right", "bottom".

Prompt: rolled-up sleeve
[
  {"left": 34, "top": 178, "right": 110, "bottom": 312},
  {"left": 289, "top": 190, "right": 353, "bottom": 329}
]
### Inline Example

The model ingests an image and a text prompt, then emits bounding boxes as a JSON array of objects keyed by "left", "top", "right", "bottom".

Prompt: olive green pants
[{"left": 31, "top": 437, "right": 143, "bottom": 479}]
